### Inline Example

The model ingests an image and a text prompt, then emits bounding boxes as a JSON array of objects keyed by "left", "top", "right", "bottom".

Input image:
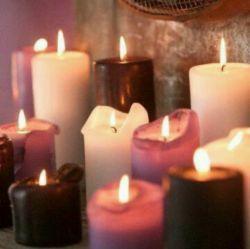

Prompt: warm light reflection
[
  {"left": 118, "top": 175, "right": 129, "bottom": 204},
  {"left": 18, "top": 109, "right": 27, "bottom": 131},
  {"left": 33, "top": 38, "right": 48, "bottom": 52},
  {"left": 57, "top": 30, "right": 65, "bottom": 56},
  {"left": 119, "top": 36, "right": 127, "bottom": 61},
  {"left": 227, "top": 131, "right": 243, "bottom": 151},
  {"left": 161, "top": 116, "right": 170, "bottom": 140},
  {"left": 39, "top": 170, "right": 47, "bottom": 186},
  {"left": 193, "top": 148, "right": 211, "bottom": 174},
  {"left": 220, "top": 37, "right": 227, "bottom": 68}
]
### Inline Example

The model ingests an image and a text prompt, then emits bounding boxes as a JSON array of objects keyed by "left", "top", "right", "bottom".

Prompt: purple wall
[{"left": 0, "top": 0, "right": 75, "bottom": 123}]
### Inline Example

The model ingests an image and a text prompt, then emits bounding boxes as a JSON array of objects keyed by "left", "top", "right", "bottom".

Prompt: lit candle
[
  {"left": 81, "top": 103, "right": 148, "bottom": 200},
  {"left": 190, "top": 37, "right": 250, "bottom": 144},
  {"left": 88, "top": 175, "right": 164, "bottom": 249},
  {"left": 132, "top": 109, "right": 200, "bottom": 184},
  {"left": 204, "top": 128, "right": 250, "bottom": 248},
  {"left": 165, "top": 149, "right": 244, "bottom": 249},
  {"left": 12, "top": 38, "right": 53, "bottom": 118},
  {"left": 0, "top": 110, "right": 58, "bottom": 180},
  {"left": 94, "top": 36, "right": 156, "bottom": 120},
  {"left": 0, "top": 135, "right": 14, "bottom": 228},
  {"left": 32, "top": 30, "right": 90, "bottom": 166},
  {"left": 9, "top": 167, "right": 82, "bottom": 247}
]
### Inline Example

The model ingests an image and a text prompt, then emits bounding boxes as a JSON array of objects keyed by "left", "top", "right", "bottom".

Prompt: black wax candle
[
  {"left": 9, "top": 175, "right": 82, "bottom": 246},
  {"left": 94, "top": 57, "right": 156, "bottom": 120},
  {"left": 164, "top": 166, "right": 244, "bottom": 249},
  {"left": 0, "top": 135, "right": 14, "bottom": 228}
]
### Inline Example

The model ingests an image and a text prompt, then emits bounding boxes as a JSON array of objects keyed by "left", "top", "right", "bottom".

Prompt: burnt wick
[
  {"left": 221, "top": 64, "right": 226, "bottom": 72},
  {"left": 111, "top": 126, "right": 117, "bottom": 133}
]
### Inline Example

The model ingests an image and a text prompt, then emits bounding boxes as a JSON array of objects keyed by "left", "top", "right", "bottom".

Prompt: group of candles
[{"left": 0, "top": 29, "right": 249, "bottom": 249}]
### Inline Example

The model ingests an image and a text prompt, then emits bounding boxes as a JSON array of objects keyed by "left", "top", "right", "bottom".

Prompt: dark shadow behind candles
[{"left": 94, "top": 57, "right": 156, "bottom": 121}]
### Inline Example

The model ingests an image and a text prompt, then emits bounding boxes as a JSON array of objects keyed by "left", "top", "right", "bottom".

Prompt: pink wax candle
[
  {"left": 88, "top": 175, "right": 163, "bottom": 249},
  {"left": 132, "top": 109, "right": 200, "bottom": 184},
  {"left": 12, "top": 39, "right": 53, "bottom": 118},
  {"left": 0, "top": 110, "right": 58, "bottom": 180}
]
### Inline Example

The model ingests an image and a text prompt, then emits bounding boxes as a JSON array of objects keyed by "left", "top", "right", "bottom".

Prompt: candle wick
[
  {"left": 163, "top": 136, "right": 167, "bottom": 142},
  {"left": 111, "top": 126, "right": 117, "bottom": 133},
  {"left": 221, "top": 64, "right": 226, "bottom": 72}
]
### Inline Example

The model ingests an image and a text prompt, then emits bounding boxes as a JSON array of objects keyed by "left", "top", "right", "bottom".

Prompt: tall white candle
[
  {"left": 81, "top": 103, "right": 148, "bottom": 200},
  {"left": 190, "top": 38, "right": 250, "bottom": 144},
  {"left": 32, "top": 30, "right": 90, "bottom": 166},
  {"left": 204, "top": 128, "right": 250, "bottom": 248}
]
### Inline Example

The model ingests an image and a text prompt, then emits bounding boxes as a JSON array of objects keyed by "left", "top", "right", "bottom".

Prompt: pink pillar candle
[
  {"left": 132, "top": 109, "right": 200, "bottom": 184},
  {"left": 88, "top": 179, "right": 163, "bottom": 249},
  {"left": 12, "top": 40, "right": 53, "bottom": 118},
  {"left": 0, "top": 118, "right": 58, "bottom": 180}
]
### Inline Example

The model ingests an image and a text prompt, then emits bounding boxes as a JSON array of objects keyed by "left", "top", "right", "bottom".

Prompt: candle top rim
[
  {"left": 190, "top": 63, "right": 250, "bottom": 75},
  {"left": 0, "top": 118, "right": 59, "bottom": 135},
  {"left": 133, "top": 108, "right": 197, "bottom": 148},
  {"left": 33, "top": 51, "right": 87, "bottom": 60},
  {"left": 168, "top": 166, "right": 242, "bottom": 183},
  {"left": 95, "top": 56, "right": 152, "bottom": 65}
]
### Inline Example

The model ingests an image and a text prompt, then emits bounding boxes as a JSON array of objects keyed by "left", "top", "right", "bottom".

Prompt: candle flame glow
[
  {"left": 119, "top": 36, "right": 127, "bottom": 61},
  {"left": 118, "top": 175, "right": 129, "bottom": 204},
  {"left": 39, "top": 169, "right": 47, "bottom": 186},
  {"left": 33, "top": 38, "right": 48, "bottom": 52},
  {"left": 18, "top": 109, "right": 27, "bottom": 131},
  {"left": 193, "top": 148, "right": 211, "bottom": 174},
  {"left": 110, "top": 111, "right": 116, "bottom": 129},
  {"left": 161, "top": 116, "right": 170, "bottom": 140},
  {"left": 57, "top": 30, "right": 65, "bottom": 56},
  {"left": 227, "top": 131, "right": 243, "bottom": 151},
  {"left": 220, "top": 37, "right": 227, "bottom": 67}
]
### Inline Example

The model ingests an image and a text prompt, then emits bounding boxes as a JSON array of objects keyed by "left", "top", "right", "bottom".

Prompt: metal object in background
[{"left": 120, "top": 0, "right": 223, "bottom": 19}]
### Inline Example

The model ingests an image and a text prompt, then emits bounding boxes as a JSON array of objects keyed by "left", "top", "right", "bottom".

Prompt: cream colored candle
[
  {"left": 32, "top": 30, "right": 90, "bottom": 166},
  {"left": 204, "top": 128, "right": 250, "bottom": 248},
  {"left": 190, "top": 38, "right": 250, "bottom": 144},
  {"left": 81, "top": 103, "right": 148, "bottom": 200}
]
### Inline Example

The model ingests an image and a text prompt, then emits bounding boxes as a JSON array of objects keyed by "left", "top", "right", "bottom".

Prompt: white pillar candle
[
  {"left": 190, "top": 38, "right": 250, "bottom": 144},
  {"left": 204, "top": 128, "right": 250, "bottom": 248},
  {"left": 32, "top": 30, "right": 90, "bottom": 166},
  {"left": 81, "top": 103, "right": 148, "bottom": 200}
]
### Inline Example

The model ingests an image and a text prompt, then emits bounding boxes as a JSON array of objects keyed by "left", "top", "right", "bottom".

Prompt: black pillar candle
[
  {"left": 9, "top": 172, "right": 82, "bottom": 247},
  {"left": 0, "top": 135, "right": 14, "bottom": 228},
  {"left": 164, "top": 166, "right": 244, "bottom": 249},
  {"left": 94, "top": 56, "right": 156, "bottom": 121}
]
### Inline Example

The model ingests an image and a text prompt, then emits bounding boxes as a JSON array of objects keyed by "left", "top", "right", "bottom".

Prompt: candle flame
[
  {"left": 110, "top": 111, "right": 116, "bottom": 128},
  {"left": 119, "top": 36, "right": 127, "bottom": 61},
  {"left": 220, "top": 37, "right": 227, "bottom": 67},
  {"left": 227, "top": 131, "right": 244, "bottom": 151},
  {"left": 57, "top": 30, "right": 65, "bottom": 56},
  {"left": 161, "top": 116, "right": 170, "bottom": 140},
  {"left": 33, "top": 38, "right": 48, "bottom": 52},
  {"left": 118, "top": 175, "right": 129, "bottom": 204},
  {"left": 39, "top": 169, "right": 47, "bottom": 186},
  {"left": 18, "top": 109, "right": 27, "bottom": 131},
  {"left": 193, "top": 148, "right": 211, "bottom": 174}
]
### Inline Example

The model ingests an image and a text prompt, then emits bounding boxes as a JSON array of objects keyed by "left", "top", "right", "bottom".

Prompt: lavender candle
[
  {"left": 132, "top": 109, "right": 200, "bottom": 184},
  {"left": 0, "top": 110, "right": 58, "bottom": 180},
  {"left": 88, "top": 175, "right": 163, "bottom": 249}
]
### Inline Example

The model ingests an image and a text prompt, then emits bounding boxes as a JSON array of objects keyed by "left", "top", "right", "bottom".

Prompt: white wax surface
[
  {"left": 81, "top": 103, "right": 149, "bottom": 200},
  {"left": 204, "top": 128, "right": 250, "bottom": 248},
  {"left": 32, "top": 51, "right": 90, "bottom": 166},
  {"left": 190, "top": 63, "right": 250, "bottom": 144}
]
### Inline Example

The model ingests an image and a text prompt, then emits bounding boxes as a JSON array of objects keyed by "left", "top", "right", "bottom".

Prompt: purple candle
[
  {"left": 0, "top": 110, "right": 58, "bottom": 180},
  {"left": 132, "top": 109, "right": 200, "bottom": 184},
  {"left": 12, "top": 39, "right": 53, "bottom": 118},
  {"left": 88, "top": 175, "right": 163, "bottom": 249}
]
